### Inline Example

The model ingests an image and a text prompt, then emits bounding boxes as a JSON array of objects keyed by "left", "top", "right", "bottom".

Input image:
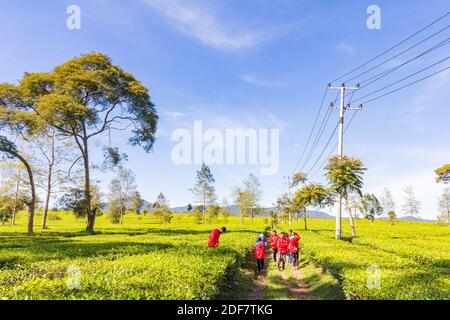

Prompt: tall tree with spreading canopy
[
  {"left": 0, "top": 53, "right": 158, "bottom": 232},
  {"left": 325, "top": 155, "right": 365, "bottom": 239}
]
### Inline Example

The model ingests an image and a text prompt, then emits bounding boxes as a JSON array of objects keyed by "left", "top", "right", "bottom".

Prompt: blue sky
[{"left": 1, "top": 0, "right": 449, "bottom": 219}]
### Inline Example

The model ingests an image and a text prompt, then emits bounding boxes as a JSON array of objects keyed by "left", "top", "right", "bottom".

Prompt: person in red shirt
[
  {"left": 253, "top": 234, "right": 268, "bottom": 276},
  {"left": 277, "top": 233, "right": 289, "bottom": 271},
  {"left": 208, "top": 227, "right": 227, "bottom": 247},
  {"left": 288, "top": 231, "right": 301, "bottom": 269},
  {"left": 269, "top": 230, "right": 279, "bottom": 262}
]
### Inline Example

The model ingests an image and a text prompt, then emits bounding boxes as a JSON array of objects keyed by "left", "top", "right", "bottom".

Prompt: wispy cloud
[
  {"left": 239, "top": 74, "right": 293, "bottom": 88},
  {"left": 334, "top": 43, "right": 356, "bottom": 55},
  {"left": 141, "top": 0, "right": 268, "bottom": 50},
  {"left": 164, "top": 111, "right": 186, "bottom": 119}
]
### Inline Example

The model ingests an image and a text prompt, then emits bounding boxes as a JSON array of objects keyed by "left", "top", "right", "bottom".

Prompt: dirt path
[{"left": 248, "top": 253, "right": 318, "bottom": 300}]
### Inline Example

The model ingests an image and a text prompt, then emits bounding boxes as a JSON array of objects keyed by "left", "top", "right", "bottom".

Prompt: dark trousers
[
  {"left": 257, "top": 259, "right": 265, "bottom": 272},
  {"left": 272, "top": 248, "right": 278, "bottom": 262},
  {"left": 277, "top": 253, "right": 286, "bottom": 270},
  {"left": 292, "top": 252, "right": 299, "bottom": 268}
]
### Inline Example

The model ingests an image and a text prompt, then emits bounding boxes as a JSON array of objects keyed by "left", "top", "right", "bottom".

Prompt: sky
[{"left": 0, "top": 0, "right": 449, "bottom": 219}]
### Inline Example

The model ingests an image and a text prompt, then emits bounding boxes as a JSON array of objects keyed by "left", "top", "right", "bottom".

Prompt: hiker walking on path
[
  {"left": 253, "top": 234, "right": 268, "bottom": 277},
  {"left": 288, "top": 230, "right": 301, "bottom": 269},
  {"left": 208, "top": 227, "right": 227, "bottom": 247},
  {"left": 269, "top": 230, "right": 279, "bottom": 262},
  {"left": 277, "top": 232, "right": 289, "bottom": 271}
]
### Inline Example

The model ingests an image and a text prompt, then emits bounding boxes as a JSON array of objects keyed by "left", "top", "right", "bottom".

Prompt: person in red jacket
[
  {"left": 253, "top": 234, "right": 268, "bottom": 276},
  {"left": 288, "top": 231, "right": 301, "bottom": 269},
  {"left": 277, "top": 232, "right": 289, "bottom": 271},
  {"left": 208, "top": 227, "right": 227, "bottom": 247},
  {"left": 269, "top": 230, "right": 279, "bottom": 262}
]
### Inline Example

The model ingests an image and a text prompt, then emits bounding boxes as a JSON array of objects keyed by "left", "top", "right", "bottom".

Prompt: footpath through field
[{"left": 248, "top": 252, "right": 324, "bottom": 300}]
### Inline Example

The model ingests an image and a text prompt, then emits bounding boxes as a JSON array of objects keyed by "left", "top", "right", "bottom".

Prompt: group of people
[
  {"left": 253, "top": 229, "right": 301, "bottom": 274},
  {"left": 207, "top": 226, "right": 301, "bottom": 276}
]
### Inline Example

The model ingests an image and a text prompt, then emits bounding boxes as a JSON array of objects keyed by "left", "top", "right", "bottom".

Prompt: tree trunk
[
  {"left": 303, "top": 209, "right": 307, "bottom": 230},
  {"left": 11, "top": 178, "right": 20, "bottom": 226},
  {"left": 288, "top": 212, "right": 292, "bottom": 226},
  {"left": 348, "top": 205, "right": 357, "bottom": 238},
  {"left": 42, "top": 166, "right": 53, "bottom": 230},
  {"left": 42, "top": 136, "right": 55, "bottom": 230},
  {"left": 8, "top": 151, "right": 36, "bottom": 234},
  {"left": 82, "top": 138, "right": 95, "bottom": 233}
]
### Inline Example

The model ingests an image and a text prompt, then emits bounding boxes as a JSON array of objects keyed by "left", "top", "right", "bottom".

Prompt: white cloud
[
  {"left": 141, "top": 0, "right": 267, "bottom": 50},
  {"left": 239, "top": 74, "right": 293, "bottom": 87},
  {"left": 164, "top": 111, "right": 186, "bottom": 119},
  {"left": 334, "top": 43, "right": 356, "bottom": 54}
]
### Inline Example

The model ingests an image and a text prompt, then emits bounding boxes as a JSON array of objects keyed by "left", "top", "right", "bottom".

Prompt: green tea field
[{"left": 0, "top": 212, "right": 449, "bottom": 300}]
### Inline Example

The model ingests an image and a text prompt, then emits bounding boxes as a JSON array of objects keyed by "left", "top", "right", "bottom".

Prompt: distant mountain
[
  {"left": 170, "top": 205, "right": 334, "bottom": 219},
  {"left": 379, "top": 216, "right": 436, "bottom": 222}
]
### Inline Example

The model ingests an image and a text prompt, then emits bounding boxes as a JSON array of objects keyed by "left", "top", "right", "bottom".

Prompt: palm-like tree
[{"left": 325, "top": 155, "right": 366, "bottom": 239}]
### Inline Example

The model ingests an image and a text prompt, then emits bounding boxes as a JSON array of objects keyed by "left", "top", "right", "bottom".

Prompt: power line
[
  {"left": 358, "top": 65, "right": 450, "bottom": 105},
  {"left": 329, "top": 37, "right": 450, "bottom": 106},
  {"left": 344, "top": 24, "right": 450, "bottom": 83},
  {"left": 299, "top": 90, "right": 339, "bottom": 171},
  {"left": 331, "top": 11, "right": 450, "bottom": 83},
  {"left": 352, "top": 56, "right": 450, "bottom": 104},
  {"left": 292, "top": 86, "right": 329, "bottom": 173}
]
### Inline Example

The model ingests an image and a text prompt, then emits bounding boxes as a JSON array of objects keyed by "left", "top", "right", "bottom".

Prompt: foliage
[
  {"left": 388, "top": 211, "right": 396, "bottom": 225},
  {"left": 360, "top": 193, "right": 383, "bottom": 222},
  {"left": 131, "top": 191, "right": 144, "bottom": 214},
  {"left": 435, "top": 164, "right": 450, "bottom": 183},
  {"left": 325, "top": 155, "right": 366, "bottom": 200},
  {"left": 0, "top": 195, "right": 16, "bottom": 224},
  {"left": 58, "top": 185, "right": 102, "bottom": 219}
]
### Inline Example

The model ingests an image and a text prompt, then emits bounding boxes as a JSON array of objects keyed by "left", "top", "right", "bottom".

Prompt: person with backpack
[
  {"left": 288, "top": 231, "right": 301, "bottom": 269},
  {"left": 269, "top": 230, "right": 279, "bottom": 262},
  {"left": 277, "top": 232, "right": 289, "bottom": 271},
  {"left": 207, "top": 227, "right": 227, "bottom": 247},
  {"left": 253, "top": 234, "right": 268, "bottom": 276}
]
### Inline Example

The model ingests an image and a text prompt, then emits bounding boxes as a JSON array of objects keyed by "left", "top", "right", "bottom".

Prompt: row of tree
[{"left": 0, "top": 53, "right": 159, "bottom": 233}]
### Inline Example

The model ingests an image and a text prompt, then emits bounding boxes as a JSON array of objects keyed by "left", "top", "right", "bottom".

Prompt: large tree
[
  {"left": 437, "top": 187, "right": 450, "bottom": 226},
  {"left": 243, "top": 173, "right": 263, "bottom": 224},
  {"left": 294, "top": 183, "right": 330, "bottom": 230},
  {"left": 0, "top": 53, "right": 158, "bottom": 233},
  {"left": 402, "top": 186, "right": 421, "bottom": 223},
  {"left": 360, "top": 193, "right": 383, "bottom": 222},
  {"left": 325, "top": 155, "right": 365, "bottom": 239},
  {"left": 107, "top": 168, "right": 137, "bottom": 225},
  {"left": 0, "top": 136, "right": 36, "bottom": 233},
  {"left": 190, "top": 163, "right": 216, "bottom": 224}
]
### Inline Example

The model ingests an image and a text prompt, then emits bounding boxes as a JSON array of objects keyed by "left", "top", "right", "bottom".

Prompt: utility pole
[
  {"left": 329, "top": 83, "right": 362, "bottom": 239},
  {"left": 283, "top": 175, "right": 292, "bottom": 226}
]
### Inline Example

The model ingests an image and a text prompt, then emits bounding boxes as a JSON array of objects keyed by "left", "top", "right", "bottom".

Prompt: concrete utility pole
[
  {"left": 329, "top": 83, "right": 361, "bottom": 239},
  {"left": 283, "top": 175, "right": 292, "bottom": 226}
]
